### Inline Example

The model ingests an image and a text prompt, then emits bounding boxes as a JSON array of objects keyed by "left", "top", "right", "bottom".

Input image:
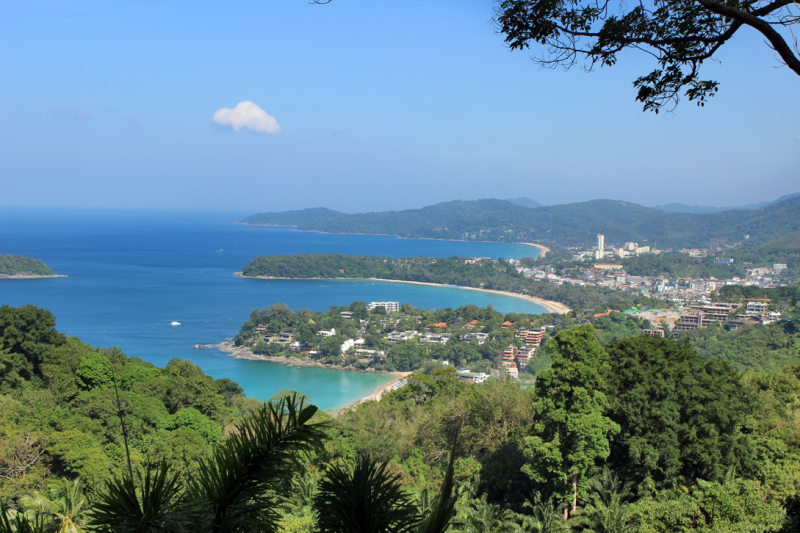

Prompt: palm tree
[
  {"left": 0, "top": 505, "right": 45, "bottom": 533},
  {"left": 21, "top": 478, "right": 89, "bottom": 533},
  {"left": 314, "top": 449, "right": 458, "bottom": 533},
  {"left": 573, "top": 467, "right": 634, "bottom": 533},
  {"left": 451, "top": 494, "right": 520, "bottom": 533},
  {"left": 90, "top": 393, "right": 327, "bottom": 533},
  {"left": 314, "top": 454, "right": 420, "bottom": 533},
  {"left": 522, "top": 492, "right": 566, "bottom": 533}
]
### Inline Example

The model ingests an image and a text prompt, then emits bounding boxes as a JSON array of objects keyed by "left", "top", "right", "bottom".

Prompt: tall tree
[
  {"left": 496, "top": 0, "right": 800, "bottom": 112},
  {"left": 522, "top": 325, "right": 619, "bottom": 520},
  {"left": 602, "top": 336, "right": 757, "bottom": 492}
]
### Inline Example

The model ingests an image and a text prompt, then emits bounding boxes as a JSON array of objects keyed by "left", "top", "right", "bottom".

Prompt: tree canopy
[{"left": 496, "top": 0, "right": 800, "bottom": 112}]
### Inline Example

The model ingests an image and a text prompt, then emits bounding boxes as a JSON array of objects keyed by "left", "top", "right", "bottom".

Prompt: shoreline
[
  {"left": 521, "top": 242, "right": 549, "bottom": 258},
  {"left": 0, "top": 273, "right": 67, "bottom": 279},
  {"left": 235, "top": 273, "right": 570, "bottom": 314},
  {"left": 237, "top": 223, "right": 549, "bottom": 259},
  {"left": 218, "top": 341, "right": 410, "bottom": 408}
]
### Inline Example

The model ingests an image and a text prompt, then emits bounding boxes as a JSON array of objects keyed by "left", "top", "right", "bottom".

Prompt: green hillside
[
  {"left": 240, "top": 195, "right": 800, "bottom": 249},
  {"left": 300, "top": 199, "right": 513, "bottom": 236},
  {"left": 240, "top": 207, "right": 345, "bottom": 226},
  {"left": 0, "top": 254, "right": 56, "bottom": 276}
]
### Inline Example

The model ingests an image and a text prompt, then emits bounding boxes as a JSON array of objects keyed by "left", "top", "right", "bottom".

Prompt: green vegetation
[
  {"left": 496, "top": 0, "right": 800, "bottom": 113},
  {"left": 0, "top": 255, "right": 56, "bottom": 277},
  {"left": 617, "top": 230, "right": 800, "bottom": 282},
  {"left": 241, "top": 195, "right": 800, "bottom": 249},
  {"left": 240, "top": 207, "right": 346, "bottom": 226},
  {"left": 0, "top": 304, "right": 259, "bottom": 504},
  {"left": 241, "top": 253, "right": 667, "bottom": 312},
  {"left": 2, "top": 305, "right": 799, "bottom": 531},
  {"left": 621, "top": 254, "right": 741, "bottom": 279}
]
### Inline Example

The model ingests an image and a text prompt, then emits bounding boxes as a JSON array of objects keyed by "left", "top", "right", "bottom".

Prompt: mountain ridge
[{"left": 240, "top": 195, "right": 800, "bottom": 249}]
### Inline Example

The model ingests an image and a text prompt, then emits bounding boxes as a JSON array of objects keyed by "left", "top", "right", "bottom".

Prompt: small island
[{"left": 0, "top": 254, "right": 64, "bottom": 278}]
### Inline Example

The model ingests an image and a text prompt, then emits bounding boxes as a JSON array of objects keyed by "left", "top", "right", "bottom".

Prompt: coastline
[
  {"left": 237, "top": 223, "right": 550, "bottom": 259},
  {"left": 521, "top": 242, "right": 549, "bottom": 258},
  {"left": 235, "top": 272, "right": 570, "bottom": 314},
  {"left": 0, "top": 273, "right": 67, "bottom": 279},
  {"left": 218, "top": 341, "right": 410, "bottom": 407}
]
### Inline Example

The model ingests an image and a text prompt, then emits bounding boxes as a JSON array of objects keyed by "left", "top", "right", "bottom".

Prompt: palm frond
[
  {"left": 522, "top": 492, "right": 565, "bottom": 533},
  {"left": 189, "top": 393, "right": 326, "bottom": 533},
  {"left": 314, "top": 454, "right": 420, "bottom": 533},
  {"left": 416, "top": 447, "right": 458, "bottom": 533},
  {"left": 0, "top": 504, "right": 46, "bottom": 533},
  {"left": 90, "top": 462, "right": 187, "bottom": 533}
]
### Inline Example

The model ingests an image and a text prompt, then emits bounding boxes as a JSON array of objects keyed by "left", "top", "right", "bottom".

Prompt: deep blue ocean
[{"left": 0, "top": 208, "right": 542, "bottom": 410}]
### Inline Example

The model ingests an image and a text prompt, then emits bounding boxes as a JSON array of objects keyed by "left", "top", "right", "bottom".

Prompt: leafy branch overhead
[{"left": 495, "top": 0, "right": 800, "bottom": 111}]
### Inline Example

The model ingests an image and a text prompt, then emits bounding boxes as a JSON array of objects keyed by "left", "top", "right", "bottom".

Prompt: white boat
[{"left": 170, "top": 321, "right": 180, "bottom": 326}]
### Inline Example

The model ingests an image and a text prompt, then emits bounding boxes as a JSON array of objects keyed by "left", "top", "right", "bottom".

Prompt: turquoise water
[{"left": 0, "top": 208, "right": 542, "bottom": 410}]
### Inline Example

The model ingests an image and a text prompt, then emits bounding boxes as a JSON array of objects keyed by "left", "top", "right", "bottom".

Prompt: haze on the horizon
[{"left": 1, "top": 1, "right": 797, "bottom": 213}]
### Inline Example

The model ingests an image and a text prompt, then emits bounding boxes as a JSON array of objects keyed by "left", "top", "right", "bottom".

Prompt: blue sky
[{"left": 1, "top": 0, "right": 798, "bottom": 212}]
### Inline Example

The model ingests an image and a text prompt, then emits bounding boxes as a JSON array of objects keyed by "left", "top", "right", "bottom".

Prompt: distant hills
[
  {"left": 240, "top": 194, "right": 800, "bottom": 249},
  {"left": 651, "top": 193, "right": 800, "bottom": 215},
  {"left": 506, "top": 197, "right": 542, "bottom": 208},
  {"left": 240, "top": 207, "right": 345, "bottom": 226}
]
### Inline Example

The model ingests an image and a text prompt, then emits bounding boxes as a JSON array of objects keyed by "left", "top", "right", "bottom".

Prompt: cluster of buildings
[
  {"left": 492, "top": 325, "right": 546, "bottom": 378},
  {"left": 637, "top": 299, "right": 781, "bottom": 336},
  {"left": 570, "top": 234, "right": 657, "bottom": 261},
  {"left": 520, "top": 259, "right": 788, "bottom": 304}
]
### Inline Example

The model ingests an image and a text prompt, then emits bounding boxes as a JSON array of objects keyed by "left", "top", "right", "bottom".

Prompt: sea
[{"left": 0, "top": 208, "right": 543, "bottom": 410}]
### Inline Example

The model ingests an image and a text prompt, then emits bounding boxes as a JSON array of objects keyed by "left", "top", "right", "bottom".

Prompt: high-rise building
[{"left": 596, "top": 234, "right": 605, "bottom": 258}]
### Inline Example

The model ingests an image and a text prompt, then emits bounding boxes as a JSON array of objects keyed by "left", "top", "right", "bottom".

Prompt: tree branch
[{"left": 697, "top": 0, "right": 800, "bottom": 74}]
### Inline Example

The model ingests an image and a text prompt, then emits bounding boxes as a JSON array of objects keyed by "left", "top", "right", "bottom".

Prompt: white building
[
  {"left": 368, "top": 301, "right": 400, "bottom": 313},
  {"left": 317, "top": 328, "right": 336, "bottom": 337},
  {"left": 340, "top": 338, "right": 356, "bottom": 352},
  {"left": 596, "top": 234, "right": 605, "bottom": 258}
]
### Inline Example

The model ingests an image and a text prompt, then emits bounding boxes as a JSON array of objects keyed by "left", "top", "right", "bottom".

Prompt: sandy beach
[
  {"left": 521, "top": 242, "right": 550, "bottom": 258},
  {"left": 236, "top": 272, "right": 570, "bottom": 314},
  {"left": 218, "top": 341, "right": 410, "bottom": 409}
]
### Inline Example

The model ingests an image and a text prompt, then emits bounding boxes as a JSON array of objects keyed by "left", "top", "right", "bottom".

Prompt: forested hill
[
  {"left": 0, "top": 254, "right": 56, "bottom": 277},
  {"left": 240, "top": 253, "right": 665, "bottom": 311},
  {"left": 240, "top": 207, "right": 345, "bottom": 226},
  {"left": 0, "top": 304, "right": 256, "bottom": 503},
  {"left": 240, "top": 195, "right": 800, "bottom": 248}
]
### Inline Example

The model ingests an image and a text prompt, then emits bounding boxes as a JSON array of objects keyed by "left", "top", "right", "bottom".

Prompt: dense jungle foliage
[
  {"left": 241, "top": 254, "right": 666, "bottom": 312},
  {"left": 2, "top": 305, "right": 798, "bottom": 532},
  {"left": 0, "top": 255, "right": 55, "bottom": 277}
]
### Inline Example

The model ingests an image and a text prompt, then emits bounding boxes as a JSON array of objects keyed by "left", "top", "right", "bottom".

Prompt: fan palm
[{"left": 21, "top": 478, "right": 89, "bottom": 533}]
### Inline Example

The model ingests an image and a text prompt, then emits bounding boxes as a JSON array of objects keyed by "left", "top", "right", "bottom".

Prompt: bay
[{"left": 0, "top": 208, "right": 543, "bottom": 410}]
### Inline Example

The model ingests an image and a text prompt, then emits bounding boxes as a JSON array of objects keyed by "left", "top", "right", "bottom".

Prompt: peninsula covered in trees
[
  {"left": 239, "top": 253, "right": 664, "bottom": 312},
  {"left": 0, "top": 254, "right": 59, "bottom": 278}
]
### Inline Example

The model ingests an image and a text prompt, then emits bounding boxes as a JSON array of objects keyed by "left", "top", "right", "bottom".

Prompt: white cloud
[{"left": 212, "top": 101, "right": 281, "bottom": 134}]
